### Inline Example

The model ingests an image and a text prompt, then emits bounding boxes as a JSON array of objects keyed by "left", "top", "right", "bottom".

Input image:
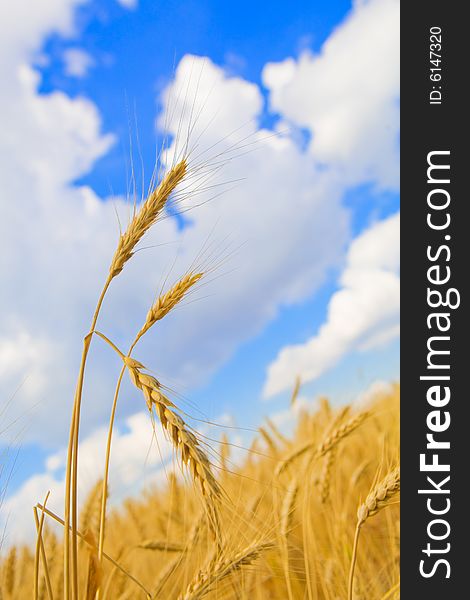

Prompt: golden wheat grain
[
  {"left": 276, "top": 411, "right": 369, "bottom": 477},
  {"left": 137, "top": 272, "right": 203, "bottom": 338},
  {"left": 109, "top": 160, "right": 187, "bottom": 279},
  {"left": 179, "top": 541, "right": 273, "bottom": 600},
  {"left": 280, "top": 479, "right": 298, "bottom": 539},
  {"left": 348, "top": 466, "right": 400, "bottom": 600},
  {"left": 319, "top": 448, "right": 336, "bottom": 504},
  {"left": 124, "top": 359, "right": 221, "bottom": 501},
  {"left": 356, "top": 466, "right": 400, "bottom": 525}
]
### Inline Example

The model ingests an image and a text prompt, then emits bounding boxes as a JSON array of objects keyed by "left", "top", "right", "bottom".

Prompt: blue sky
[
  {"left": 39, "top": 0, "right": 352, "bottom": 200},
  {"left": 0, "top": 0, "right": 399, "bottom": 543}
]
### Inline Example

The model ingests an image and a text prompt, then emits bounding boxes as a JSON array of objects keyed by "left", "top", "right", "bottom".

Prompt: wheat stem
[
  {"left": 37, "top": 504, "right": 152, "bottom": 599},
  {"left": 33, "top": 492, "right": 51, "bottom": 600},
  {"left": 348, "top": 467, "right": 400, "bottom": 600},
  {"left": 64, "top": 276, "right": 112, "bottom": 600},
  {"left": 95, "top": 271, "right": 203, "bottom": 580},
  {"left": 33, "top": 494, "right": 52, "bottom": 600}
]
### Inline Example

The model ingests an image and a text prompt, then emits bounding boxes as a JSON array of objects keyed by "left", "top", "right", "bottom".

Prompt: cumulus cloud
[
  {"left": 263, "top": 0, "right": 399, "bottom": 189},
  {"left": 353, "top": 379, "right": 396, "bottom": 409},
  {"left": 1, "top": 410, "right": 172, "bottom": 545},
  {"left": 263, "top": 212, "right": 400, "bottom": 398},
  {"left": 63, "top": 47, "right": 94, "bottom": 77}
]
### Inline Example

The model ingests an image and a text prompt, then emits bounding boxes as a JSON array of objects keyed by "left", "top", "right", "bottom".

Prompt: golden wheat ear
[
  {"left": 136, "top": 271, "right": 203, "bottom": 338},
  {"left": 276, "top": 410, "right": 369, "bottom": 477},
  {"left": 109, "top": 159, "right": 187, "bottom": 279},
  {"left": 356, "top": 466, "right": 400, "bottom": 524},
  {"left": 348, "top": 466, "right": 400, "bottom": 600},
  {"left": 179, "top": 540, "right": 274, "bottom": 600},
  {"left": 125, "top": 360, "right": 222, "bottom": 501}
]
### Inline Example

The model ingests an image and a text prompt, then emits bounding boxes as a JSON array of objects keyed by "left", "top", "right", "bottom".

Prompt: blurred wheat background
[{"left": 1, "top": 385, "right": 399, "bottom": 599}]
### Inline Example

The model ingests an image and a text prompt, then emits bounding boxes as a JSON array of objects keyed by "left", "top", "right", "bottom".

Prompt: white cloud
[
  {"left": 263, "top": 0, "right": 399, "bottom": 189},
  {"left": 353, "top": 379, "right": 395, "bottom": 409},
  {"left": 1, "top": 409, "right": 172, "bottom": 545},
  {"left": 263, "top": 212, "right": 400, "bottom": 398},
  {"left": 63, "top": 47, "right": 94, "bottom": 77},
  {"left": 116, "top": 0, "right": 138, "bottom": 9}
]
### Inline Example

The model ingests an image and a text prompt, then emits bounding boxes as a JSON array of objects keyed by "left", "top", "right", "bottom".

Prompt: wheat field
[
  {"left": 0, "top": 155, "right": 400, "bottom": 600},
  {"left": 0, "top": 385, "right": 399, "bottom": 599}
]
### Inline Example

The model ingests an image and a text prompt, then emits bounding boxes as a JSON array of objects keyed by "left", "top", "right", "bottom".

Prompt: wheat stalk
[
  {"left": 124, "top": 358, "right": 221, "bottom": 501},
  {"left": 33, "top": 506, "right": 54, "bottom": 600},
  {"left": 64, "top": 159, "right": 188, "bottom": 599},
  {"left": 179, "top": 541, "right": 273, "bottom": 600},
  {"left": 36, "top": 503, "right": 152, "bottom": 599},
  {"left": 276, "top": 411, "right": 368, "bottom": 477},
  {"left": 319, "top": 448, "right": 336, "bottom": 504},
  {"left": 348, "top": 466, "right": 400, "bottom": 600},
  {"left": 137, "top": 271, "right": 203, "bottom": 337},
  {"left": 109, "top": 160, "right": 187, "bottom": 278},
  {"left": 95, "top": 270, "right": 203, "bottom": 580},
  {"left": 280, "top": 478, "right": 298, "bottom": 539}
]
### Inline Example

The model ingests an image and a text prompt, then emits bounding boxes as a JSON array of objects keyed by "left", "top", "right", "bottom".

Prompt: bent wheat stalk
[
  {"left": 179, "top": 541, "right": 273, "bottom": 600},
  {"left": 94, "top": 330, "right": 222, "bottom": 550},
  {"left": 96, "top": 271, "right": 203, "bottom": 573},
  {"left": 64, "top": 160, "right": 187, "bottom": 599},
  {"left": 33, "top": 492, "right": 52, "bottom": 600},
  {"left": 276, "top": 411, "right": 369, "bottom": 477},
  {"left": 348, "top": 466, "right": 400, "bottom": 600},
  {"left": 124, "top": 357, "right": 222, "bottom": 501},
  {"left": 37, "top": 504, "right": 152, "bottom": 599}
]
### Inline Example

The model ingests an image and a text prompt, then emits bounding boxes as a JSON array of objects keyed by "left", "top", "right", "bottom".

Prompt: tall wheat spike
[
  {"left": 109, "top": 161, "right": 187, "bottom": 278},
  {"left": 123, "top": 358, "right": 221, "bottom": 502}
]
